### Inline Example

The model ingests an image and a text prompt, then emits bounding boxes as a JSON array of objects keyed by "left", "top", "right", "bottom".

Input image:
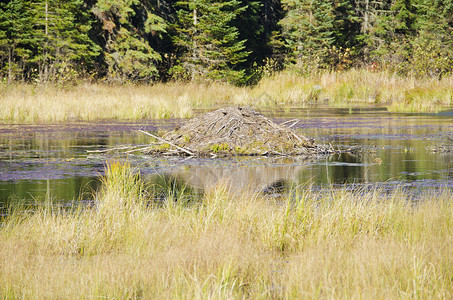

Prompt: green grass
[
  {"left": 1, "top": 162, "right": 452, "bottom": 298},
  {"left": 1, "top": 69, "right": 452, "bottom": 123}
]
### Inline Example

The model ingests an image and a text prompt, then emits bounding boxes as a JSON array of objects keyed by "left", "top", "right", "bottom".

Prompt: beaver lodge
[{"left": 140, "top": 106, "right": 335, "bottom": 157}]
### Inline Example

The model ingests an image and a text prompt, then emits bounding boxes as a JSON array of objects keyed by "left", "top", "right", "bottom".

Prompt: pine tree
[
  {"left": 234, "top": 0, "right": 286, "bottom": 80},
  {"left": 411, "top": 0, "right": 453, "bottom": 77},
  {"left": 279, "top": 0, "right": 335, "bottom": 69},
  {"left": 31, "top": 0, "right": 101, "bottom": 82},
  {"left": 172, "top": 0, "right": 250, "bottom": 84},
  {"left": 367, "top": 0, "right": 418, "bottom": 73},
  {"left": 93, "top": 0, "right": 167, "bottom": 82},
  {"left": 332, "top": 0, "right": 361, "bottom": 49},
  {"left": 0, "top": 0, "right": 36, "bottom": 82}
]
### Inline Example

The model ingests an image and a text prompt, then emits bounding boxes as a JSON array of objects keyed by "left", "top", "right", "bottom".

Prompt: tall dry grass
[
  {"left": 1, "top": 162, "right": 452, "bottom": 298},
  {"left": 253, "top": 70, "right": 453, "bottom": 111},
  {"left": 0, "top": 82, "right": 242, "bottom": 123},
  {"left": 1, "top": 70, "right": 452, "bottom": 123}
]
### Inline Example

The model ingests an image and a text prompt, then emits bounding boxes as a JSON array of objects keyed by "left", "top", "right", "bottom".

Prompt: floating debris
[
  {"left": 426, "top": 134, "right": 453, "bottom": 153},
  {"left": 426, "top": 145, "right": 453, "bottom": 153}
]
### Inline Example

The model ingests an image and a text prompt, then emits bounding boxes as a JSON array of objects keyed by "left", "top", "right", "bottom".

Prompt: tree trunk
[
  {"left": 363, "top": 0, "right": 369, "bottom": 33},
  {"left": 192, "top": 8, "right": 198, "bottom": 80},
  {"left": 7, "top": 47, "right": 12, "bottom": 84}
]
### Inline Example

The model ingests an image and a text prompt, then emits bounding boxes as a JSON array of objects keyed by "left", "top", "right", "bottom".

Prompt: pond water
[{"left": 1, "top": 106, "right": 452, "bottom": 210}]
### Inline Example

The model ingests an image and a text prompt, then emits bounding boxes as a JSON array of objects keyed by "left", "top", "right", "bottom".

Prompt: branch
[{"left": 138, "top": 130, "right": 195, "bottom": 156}]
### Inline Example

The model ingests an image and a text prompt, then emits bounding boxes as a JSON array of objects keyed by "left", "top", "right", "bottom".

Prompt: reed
[
  {"left": 1, "top": 70, "right": 452, "bottom": 123},
  {"left": 0, "top": 82, "right": 237, "bottom": 123},
  {"left": 1, "top": 162, "right": 452, "bottom": 298},
  {"left": 253, "top": 69, "right": 453, "bottom": 110}
]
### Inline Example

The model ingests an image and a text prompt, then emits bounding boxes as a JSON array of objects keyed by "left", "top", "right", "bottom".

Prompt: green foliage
[
  {"left": 411, "top": 37, "right": 453, "bottom": 78},
  {"left": 0, "top": 0, "right": 101, "bottom": 83},
  {"left": 0, "top": 0, "right": 453, "bottom": 83},
  {"left": 208, "top": 143, "right": 230, "bottom": 153},
  {"left": 332, "top": 0, "right": 361, "bottom": 49},
  {"left": 33, "top": 0, "right": 101, "bottom": 83},
  {"left": 93, "top": 0, "right": 166, "bottom": 82},
  {"left": 279, "top": 0, "right": 335, "bottom": 70},
  {"left": 171, "top": 0, "right": 250, "bottom": 84},
  {"left": 412, "top": 0, "right": 453, "bottom": 78},
  {"left": 233, "top": 0, "right": 284, "bottom": 82},
  {"left": 0, "top": 0, "right": 37, "bottom": 82},
  {"left": 365, "top": 0, "right": 453, "bottom": 77}
]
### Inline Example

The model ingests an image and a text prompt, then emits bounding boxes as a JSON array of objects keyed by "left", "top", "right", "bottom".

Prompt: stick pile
[{"left": 143, "top": 107, "right": 333, "bottom": 157}]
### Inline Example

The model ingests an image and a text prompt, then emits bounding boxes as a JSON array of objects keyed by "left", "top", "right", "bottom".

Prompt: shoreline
[
  {"left": 1, "top": 69, "right": 452, "bottom": 123},
  {"left": 1, "top": 162, "right": 452, "bottom": 298}
]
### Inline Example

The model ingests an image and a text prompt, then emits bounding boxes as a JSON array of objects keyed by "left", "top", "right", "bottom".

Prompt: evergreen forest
[{"left": 1, "top": 0, "right": 452, "bottom": 85}]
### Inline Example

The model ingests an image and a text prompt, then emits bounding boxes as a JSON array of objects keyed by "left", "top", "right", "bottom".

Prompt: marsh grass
[
  {"left": 1, "top": 162, "right": 452, "bottom": 298},
  {"left": 1, "top": 70, "right": 452, "bottom": 123},
  {"left": 0, "top": 82, "right": 223, "bottom": 122},
  {"left": 247, "top": 69, "right": 453, "bottom": 111}
]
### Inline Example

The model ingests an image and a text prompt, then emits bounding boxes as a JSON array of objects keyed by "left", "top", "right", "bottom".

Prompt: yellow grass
[
  {"left": 253, "top": 70, "right": 453, "bottom": 110},
  {"left": 0, "top": 82, "right": 241, "bottom": 122},
  {"left": 1, "top": 162, "right": 452, "bottom": 298},
  {"left": 1, "top": 70, "right": 452, "bottom": 123}
]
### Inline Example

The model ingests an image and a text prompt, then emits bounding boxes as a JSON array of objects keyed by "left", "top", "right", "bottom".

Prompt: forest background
[{"left": 1, "top": 0, "right": 452, "bottom": 86}]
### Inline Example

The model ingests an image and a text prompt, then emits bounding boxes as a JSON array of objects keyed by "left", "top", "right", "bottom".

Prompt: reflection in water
[
  {"left": 179, "top": 159, "right": 306, "bottom": 192},
  {"left": 145, "top": 174, "right": 203, "bottom": 206},
  {"left": 262, "top": 179, "right": 291, "bottom": 195},
  {"left": 0, "top": 109, "right": 452, "bottom": 209}
]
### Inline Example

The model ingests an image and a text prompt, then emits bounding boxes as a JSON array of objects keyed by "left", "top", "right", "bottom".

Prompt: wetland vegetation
[
  {"left": 1, "top": 0, "right": 453, "bottom": 297},
  {"left": 2, "top": 0, "right": 453, "bottom": 122},
  {"left": 1, "top": 90, "right": 452, "bottom": 299},
  {"left": 1, "top": 161, "right": 452, "bottom": 298},
  {"left": 1, "top": 69, "right": 452, "bottom": 124}
]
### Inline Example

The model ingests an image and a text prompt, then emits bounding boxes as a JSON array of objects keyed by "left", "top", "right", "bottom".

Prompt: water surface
[{"left": 1, "top": 107, "right": 452, "bottom": 210}]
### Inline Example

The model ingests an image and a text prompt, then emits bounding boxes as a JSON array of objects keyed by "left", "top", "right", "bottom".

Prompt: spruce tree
[
  {"left": 367, "top": 0, "right": 418, "bottom": 73},
  {"left": 0, "top": 0, "right": 36, "bottom": 82},
  {"left": 332, "top": 0, "right": 361, "bottom": 49},
  {"left": 172, "top": 0, "right": 250, "bottom": 84},
  {"left": 279, "top": 0, "right": 335, "bottom": 69},
  {"left": 30, "top": 0, "right": 101, "bottom": 82},
  {"left": 411, "top": 0, "right": 453, "bottom": 77},
  {"left": 93, "top": 0, "right": 167, "bottom": 82},
  {"left": 234, "top": 1, "right": 264, "bottom": 68},
  {"left": 234, "top": 0, "right": 286, "bottom": 80}
]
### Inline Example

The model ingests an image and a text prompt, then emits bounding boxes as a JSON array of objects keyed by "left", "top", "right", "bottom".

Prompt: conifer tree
[
  {"left": 0, "top": 0, "right": 37, "bottom": 82},
  {"left": 279, "top": 0, "right": 335, "bottom": 69},
  {"left": 172, "top": 0, "right": 250, "bottom": 84},
  {"left": 93, "top": 0, "right": 167, "bottom": 82},
  {"left": 411, "top": 0, "right": 453, "bottom": 77},
  {"left": 234, "top": 1, "right": 264, "bottom": 67},
  {"left": 235, "top": 0, "right": 285, "bottom": 79},
  {"left": 31, "top": 0, "right": 101, "bottom": 82},
  {"left": 332, "top": 0, "right": 361, "bottom": 49},
  {"left": 367, "top": 0, "right": 418, "bottom": 73},
  {"left": 2, "top": 0, "right": 453, "bottom": 83}
]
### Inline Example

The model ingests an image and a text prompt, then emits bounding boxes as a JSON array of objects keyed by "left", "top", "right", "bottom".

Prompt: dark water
[{"left": 1, "top": 107, "right": 452, "bottom": 210}]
